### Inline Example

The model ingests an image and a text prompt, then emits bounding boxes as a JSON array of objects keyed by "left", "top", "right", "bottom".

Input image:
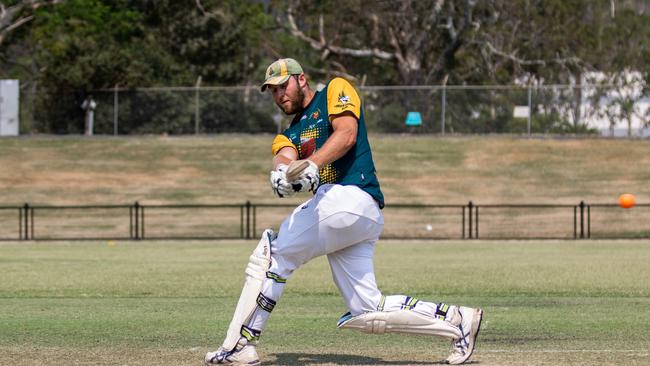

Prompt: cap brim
[{"left": 261, "top": 75, "right": 291, "bottom": 92}]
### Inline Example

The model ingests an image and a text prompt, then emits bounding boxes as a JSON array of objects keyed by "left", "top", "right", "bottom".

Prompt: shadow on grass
[{"left": 267, "top": 352, "right": 457, "bottom": 365}]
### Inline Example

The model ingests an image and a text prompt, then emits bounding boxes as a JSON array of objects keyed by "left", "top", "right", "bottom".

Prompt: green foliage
[
  {"left": 198, "top": 89, "right": 276, "bottom": 133},
  {"left": 15, "top": 0, "right": 272, "bottom": 133},
  {"left": 364, "top": 101, "right": 406, "bottom": 133},
  {"left": 1, "top": 1, "right": 648, "bottom": 133},
  {"left": 138, "top": 0, "right": 270, "bottom": 85},
  {"left": 31, "top": 0, "right": 146, "bottom": 89},
  {"left": 26, "top": 0, "right": 155, "bottom": 132},
  {"left": 585, "top": 72, "right": 648, "bottom": 136}
]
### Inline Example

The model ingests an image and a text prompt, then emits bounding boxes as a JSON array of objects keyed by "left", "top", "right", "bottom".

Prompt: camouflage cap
[{"left": 261, "top": 58, "right": 304, "bottom": 92}]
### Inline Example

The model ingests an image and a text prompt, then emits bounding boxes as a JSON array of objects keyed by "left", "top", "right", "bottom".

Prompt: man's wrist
[{"left": 307, "top": 157, "right": 322, "bottom": 169}]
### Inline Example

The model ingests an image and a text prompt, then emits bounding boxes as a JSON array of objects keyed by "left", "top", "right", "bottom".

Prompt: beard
[{"left": 277, "top": 85, "right": 305, "bottom": 115}]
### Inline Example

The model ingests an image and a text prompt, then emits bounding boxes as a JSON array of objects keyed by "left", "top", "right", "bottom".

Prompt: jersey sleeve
[
  {"left": 326, "top": 77, "right": 361, "bottom": 120},
  {"left": 271, "top": 134, "right": 297, "bottom": 155}
]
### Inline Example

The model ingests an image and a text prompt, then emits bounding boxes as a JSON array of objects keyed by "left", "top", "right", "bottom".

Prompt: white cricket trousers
[{"left": 249, "top": 184, "right": 384, "bottom": 332}]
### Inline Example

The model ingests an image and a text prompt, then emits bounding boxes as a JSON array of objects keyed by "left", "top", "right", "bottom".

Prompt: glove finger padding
[
  {"left": 270, "top": 164, "right": 295, "bottom": 198},
  {"left": 288, "top": 160, "right": 320, "bottom": 193}
]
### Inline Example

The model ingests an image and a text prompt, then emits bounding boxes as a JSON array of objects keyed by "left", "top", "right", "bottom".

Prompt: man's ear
[{"left": 298, "top": 73, "right": 307, "bottom": 88}]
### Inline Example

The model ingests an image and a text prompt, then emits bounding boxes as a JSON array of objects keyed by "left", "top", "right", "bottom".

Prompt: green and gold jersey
[{"left": 271, "top": 78, "right": 384, "bottom": 208}]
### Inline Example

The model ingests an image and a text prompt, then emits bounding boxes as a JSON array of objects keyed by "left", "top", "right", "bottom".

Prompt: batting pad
[
  {"left": 221, "top": 229, "right": 274, "bottom": 351},
  {"left": 337, "top": 309, "right": 462, "bottom": 340}
]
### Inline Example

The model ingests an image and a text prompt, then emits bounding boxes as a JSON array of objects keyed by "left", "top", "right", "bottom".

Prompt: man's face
[{"left": 269, "top": 75, "right": 304, "bottom": 115}]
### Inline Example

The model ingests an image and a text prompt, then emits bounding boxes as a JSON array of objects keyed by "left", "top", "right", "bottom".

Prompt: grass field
[
  {"left": 1, "top": 135, "right": 648, "bottom": 205},
  {"left": 2, "top": 239, "right": 650, "bottom": 365},
  {"left": 1, "top": 135, "right": 648, "bottom": 364}
]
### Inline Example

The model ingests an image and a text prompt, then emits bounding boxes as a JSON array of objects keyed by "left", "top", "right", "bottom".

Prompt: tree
[
  {"left": 271, "top": 0, "right": 648, "bottom": 135},
  {"left": 2, "top": 0, "right": 648, "bottom": 134},
  {"left": 588, "top": 71, "right": 648, "bottom": 137},
  {"left": 0, "top": 0, "right": 63, "bottom": 45},
  {"left": 148, "top": 0, "right": 271, "bottom": 85},
  {"left": 279, "top": 0, "right": 481, "bottom": 85},
  {"left": 19, "top": 0, "right": 274, "bottom": 133},
  {"left": 274, "top": 0, "right": 648, "bottom": 87}
]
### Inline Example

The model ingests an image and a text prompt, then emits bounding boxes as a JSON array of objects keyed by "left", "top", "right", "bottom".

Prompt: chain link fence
[{"left": 17, "top": 84, "right": 650, "bottom": 136}]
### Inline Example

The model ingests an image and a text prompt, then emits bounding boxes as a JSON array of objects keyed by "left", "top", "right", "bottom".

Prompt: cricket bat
[{"left": 286, "top": 160, "right": 310, "bottom": 181}]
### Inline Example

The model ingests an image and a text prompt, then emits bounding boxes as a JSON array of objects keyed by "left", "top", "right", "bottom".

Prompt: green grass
[
  {"left": 1, "top": 135, "right": 649, "bottom": 206},
  {"left": 1, "top": 240, "right": 649, "bottom": 365},
  {"left": 1, "top": 134, "right": 649, "bottom": 364}
]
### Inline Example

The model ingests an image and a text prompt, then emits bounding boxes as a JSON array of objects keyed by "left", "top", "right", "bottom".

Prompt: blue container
[{"left": 405, "top": 111, "right": 422, "bottom": 126}]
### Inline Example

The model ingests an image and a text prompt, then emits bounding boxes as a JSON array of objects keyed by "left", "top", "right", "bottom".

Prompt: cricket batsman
[{"left": 205, "top": 58, "right": 483, "bottom": 365}]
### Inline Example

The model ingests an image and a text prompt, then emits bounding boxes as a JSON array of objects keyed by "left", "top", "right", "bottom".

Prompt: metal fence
[
  {"left": 2, "top": 201, "right": 648, "bottom": 241},
  {"left": 17, "top": 84, "right": 650, "bottom": 136}
]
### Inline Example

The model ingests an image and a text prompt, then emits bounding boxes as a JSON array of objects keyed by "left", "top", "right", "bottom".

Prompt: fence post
[
  {"left": 240, "top": 204, "right": 244, "bottom": 239},
  {"left": 253, "top": 204, "right": 257, "bottom": 239},
  {"left": 22, "top": 203, "right": 31, "bottom": 240},
  {"left": 475, "top": 204, "right": 479, "bottom": 239},
  {"left": 528, "top": 84, "right": 533, "bottom": 136},
  {"left": 195, "top": 76, "right": 202, "bottom": 135},
  {"left": 140, "top": 203, "right": 145, "bottom": 240},
  {"left": 21, "top": 203, "right": 30, "bottom": 240},
  {"left": 19, "top": 205, "right": 23, "bottom": 240},
  {"left": 461, "top": 205, "right": 465, "bottom": 239},
  {"left": 129, "top": 204, "right": 134, "bottom": 239},
  {"left": 587, "top": 204, "right": 591, "bottom": 238},
  {"left": 573, "top": 205, "right": 577, "bottom": 239},
  {"left": 30, "top": 204, "right": 34, "bottom": 240},
  {"left": 245, "top": 201, "right": 251, "bottom": 239},
  {"left": 441, "top": 85, "right": 446, "bottom": 135},
  {"left": 113, "top": 84, "right": 119, "bottom": 136},
  {"left": 468, "top": 201, "right": 473, "bottom": 239},
  {"left": 134, "top": 201, "right": 140, "bottom": 240},
  {"left": 579, "top": 200, "right": 585, "bottom": 239}
]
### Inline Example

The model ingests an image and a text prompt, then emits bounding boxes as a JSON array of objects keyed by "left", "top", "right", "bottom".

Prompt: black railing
[{"left": 1, "top": 201, "right": 648, "bottom": 241}]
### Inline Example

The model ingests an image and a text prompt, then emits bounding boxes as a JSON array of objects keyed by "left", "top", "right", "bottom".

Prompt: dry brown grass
[{"left": 1, "top": 135, "right": 648, "bottom": 206}]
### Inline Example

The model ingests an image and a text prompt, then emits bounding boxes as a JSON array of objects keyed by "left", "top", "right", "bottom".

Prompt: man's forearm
[{"left": 273, "top": 147, "right": 298, "bottom": 169}]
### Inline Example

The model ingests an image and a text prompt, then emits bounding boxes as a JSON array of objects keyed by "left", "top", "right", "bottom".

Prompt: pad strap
[
  {"left": 266, "top": 271, "right": 287, "bottom": 283},
  {"left": 435, "top": 303, "right": 451, "bottom": 320}
]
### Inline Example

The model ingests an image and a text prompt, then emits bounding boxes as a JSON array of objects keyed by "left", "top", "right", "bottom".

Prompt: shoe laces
[
  {"left": 449, "top": 338, "right": 467, "bottom": 358},
  {"left": 450, "top": 322, "right": 469, "bottom": 356},
  {"left": 210, "top": 340, "right": 247, "bottom": 363}
]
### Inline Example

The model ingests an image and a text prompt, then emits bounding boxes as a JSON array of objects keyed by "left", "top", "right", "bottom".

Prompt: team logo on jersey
[
  {"left": 300, "top": 137, "right": 316, "bottom": 158},
  {"left": 311, "top": 110, "right": 320, "bottom": 120},
  {"left": 336, "top": 90, "right": 355, "bottom": 110}
]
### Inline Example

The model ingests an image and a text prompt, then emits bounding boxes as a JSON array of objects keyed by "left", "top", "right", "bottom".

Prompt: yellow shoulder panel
[
  {"left": 271, "top": 134, "right": 297, "bottom": 155},
  {"left": 326, "top": 77, "right": 361, "bottom": 119}
]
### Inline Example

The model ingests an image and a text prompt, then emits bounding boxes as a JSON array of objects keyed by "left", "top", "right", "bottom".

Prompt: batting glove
[
  {"left": 270, "top": 164, "right": 295, "bottom": 198},
  {"left": 288, "top": 160, "right": 320, "bottom": 193}
]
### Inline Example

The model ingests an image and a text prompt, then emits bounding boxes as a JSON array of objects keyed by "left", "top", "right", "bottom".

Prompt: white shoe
[
  {"left": 205, "top": 339, "right": 260, "bottom": 366},
  {"left": 446, "top": 307, "right": 483, "bottom": 365}
]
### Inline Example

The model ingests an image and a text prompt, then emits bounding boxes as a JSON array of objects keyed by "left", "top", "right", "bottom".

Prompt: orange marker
[{"left": 618, "top": 194, "right": 636, "bottom": 209}]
